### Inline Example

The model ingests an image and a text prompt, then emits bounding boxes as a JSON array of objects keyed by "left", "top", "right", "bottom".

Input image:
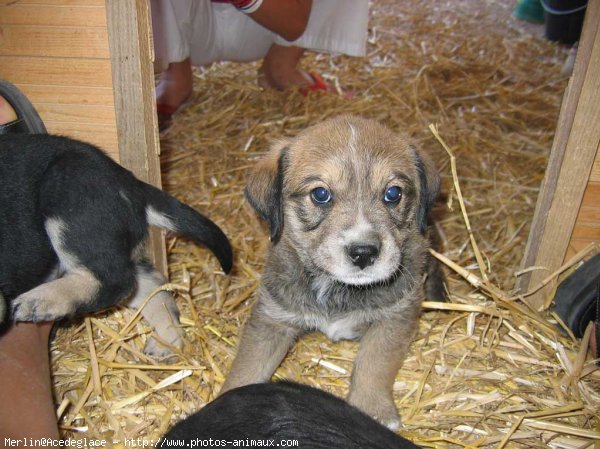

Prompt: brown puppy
[{"left": 222, "top": 116, "right": 443, "bottom": 429}]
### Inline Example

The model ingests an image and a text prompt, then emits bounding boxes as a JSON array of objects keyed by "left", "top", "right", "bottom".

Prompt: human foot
[
  {"left": 156, "top": 58, "right": 194, "bottom": 134},
  {"left": 258, "top": 44, "right": 316, "bottom": 91},
  {"left": 257, "top": 45, "right": 339, "bottom": 95},
  {"left": 257, "top": 65, "right": 315, "bottom": 91}
]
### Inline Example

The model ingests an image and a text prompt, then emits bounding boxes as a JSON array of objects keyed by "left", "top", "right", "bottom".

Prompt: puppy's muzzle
[{"left": 347, "top": 243, "right": 380, "bottom": 270}]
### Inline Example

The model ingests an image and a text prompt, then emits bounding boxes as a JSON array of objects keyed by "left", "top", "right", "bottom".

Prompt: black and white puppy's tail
[{"left": 142, "top": 183, "right": 233, "bottom": 274}]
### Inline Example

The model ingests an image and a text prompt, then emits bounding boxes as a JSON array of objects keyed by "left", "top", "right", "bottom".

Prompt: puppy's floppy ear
[
  {"left": 411, "top": 146, "right": 441, "bottom": 234},
  {"left": 244, "top": 142, "right": 289, "bottom": 244}
]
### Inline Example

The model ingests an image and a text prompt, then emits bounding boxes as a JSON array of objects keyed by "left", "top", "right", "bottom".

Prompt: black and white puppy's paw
[
  {"left": 11, "top": 294, "right": 70, "bottom": 323},
  {"left": 10, "top": 264, "right": 99, "bottom": 322}
]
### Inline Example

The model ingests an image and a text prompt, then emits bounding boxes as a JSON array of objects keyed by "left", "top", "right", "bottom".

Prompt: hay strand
[{"left": 429, "top": 123, "right": 488, "bottom": 282}]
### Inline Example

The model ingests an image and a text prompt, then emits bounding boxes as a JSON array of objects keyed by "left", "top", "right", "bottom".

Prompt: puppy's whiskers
[{"left": 394, "top": 262, "right": 417, "bottom": 291}]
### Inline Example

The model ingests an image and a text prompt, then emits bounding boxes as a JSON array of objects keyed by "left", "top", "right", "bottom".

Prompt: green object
[{"left": 513, "top": 0, "right": 545, "bottom": 23}]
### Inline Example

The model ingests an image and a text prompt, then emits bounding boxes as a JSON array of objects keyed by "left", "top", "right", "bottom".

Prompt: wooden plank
[
  {"left": 580, "top": 181, "right": 600, "bottom": 204},
  {"left": 0, "top": 5, "right": 107, "bottom": 27},
  {"left": 0, "top": 0, "right": 104, "bottom": 6},
  {"left": 17, "top": 85, "right": 115, "bottom": 107},
  {"left": 0, "top": 26, "right": 109, "bottom": 59},
  {"left": 520, "top": 0, "right": 600, "bottom": 309},
  {"left": 0, "top": 57, "right": 112, "bottom": 87},
  {"left": 520, "top": 0, "right": 600, "bottom": 291},
  {"left": 576, "top": 205, "right": 600, "bottom": 224},
  {"left": 568, "top": 180, "right": 600, "bottom": 240},
  {"left": 106, "top": 0, "right": 167, "bottom": 274},
  {"left": 0, "top": 2, "right": 120, "bottom": 167},
  {"left": 572, "top": 224, "right": 600, "bottom": 240},
  {"left": 35, "top": 103, "right": 116, "bottom": 126},
  {"left": 44, "top": 122, "right": 118, "bottom": 155},
  {"left": 590, "top": 154, "right": 600, "bottom": 182},
  {"left": 565, "top": 239, "right": 598, "bottom": 260}
]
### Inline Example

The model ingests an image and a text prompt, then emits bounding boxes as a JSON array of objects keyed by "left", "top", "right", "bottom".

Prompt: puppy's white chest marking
[
  {"left": 320, "top": 315, "right": 362, "bottom": 341},
  {"left": 309, "top": 276, "right": 363, "bottom": 341},
  {"left": 261, "top": 287, "right": 364, "bottom": 342}
]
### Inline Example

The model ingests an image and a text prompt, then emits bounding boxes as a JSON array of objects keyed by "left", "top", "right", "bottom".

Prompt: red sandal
[
  {"left": 156, "top": 93, "right": 193, "bottom": 136},
  {"left": 299, "top": 72, "right": 331, "bottom": 96}
]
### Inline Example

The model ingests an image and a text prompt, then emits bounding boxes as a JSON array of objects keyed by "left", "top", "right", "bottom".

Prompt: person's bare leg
[
  {"left": 0, "top": 95, "right": 18, "bottom": 124},
  {"left": 155, "top": 58, "right": 194, "bottom": 109},
  {"left": 258, "top": 44, "right": 313, "bottom": 90},
  {"left": 0, "top": 322, "right": 59, "bottom": 439},
  {"left": 0, "top": 85, "right": 58, "bottom": 439}
]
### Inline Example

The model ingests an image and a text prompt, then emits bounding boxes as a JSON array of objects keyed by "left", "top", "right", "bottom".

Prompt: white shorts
[{"left": 151, "top": 0, "right": 369, "bottom": 70}]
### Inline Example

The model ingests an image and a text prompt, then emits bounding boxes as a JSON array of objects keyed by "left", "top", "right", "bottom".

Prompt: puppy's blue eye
[
  {"left": 384, "top": 186, "right": 402, "bottom": 203},
  {"left": 311, "top": 187, "right": 332, "bottom": 204}
]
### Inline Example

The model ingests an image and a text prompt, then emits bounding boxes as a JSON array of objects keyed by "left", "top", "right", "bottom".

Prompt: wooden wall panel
[
  {"left": 566, "top": 240, "right": 597, "bottom": 259},
  {"left": 1, "top": 0, "right": 104, "bottom": 5},
  {"left": 49, "top": 123, "right": 119, "bottom": 158},
  {"left": 581, "top": 179, "right": 600, "bottom": 202},
  {"left": 572, "top": 223, "right": 600, "bottom": 240},
  {"left": 18, "top": 85, "right": 115, "bottom": 107},
  {"left": 0, "top": 0, "right": 117, "bottom": 156},
  {"left": 566, "top": 180, "right": 600, "bottom": 259},
  {"left": 590, "top": 152, "right": 600, "bottom": 182},
  {"left": 0, "top": 27, "right": 109, "bottom": 59},
  {"left": 0, "top": 5, "right": 107, "bottom": 27},
  {"left": 0, "top": 56, "right": 112, "bottom": 86},
  {"left": 520, "top": 0, "right": 600, "bottom": 309},
  {"left": 577, "top": 205, "right": 600, "bottom": 224},
  {"left": 35, "top": 103, "right": 116, "bottom": 125}
]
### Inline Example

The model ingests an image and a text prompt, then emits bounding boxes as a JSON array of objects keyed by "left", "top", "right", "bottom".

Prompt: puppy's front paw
[
  {"left": 348, "top": 392, "right": 401, "bottom": 431},
  {"left": 11, "top": 295, "right": 72, "bottom": 322}
]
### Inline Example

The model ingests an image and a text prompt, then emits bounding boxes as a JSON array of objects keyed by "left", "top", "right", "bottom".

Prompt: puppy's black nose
[{"left": 347, "top": 244, "right": 379, "bottom": 270}]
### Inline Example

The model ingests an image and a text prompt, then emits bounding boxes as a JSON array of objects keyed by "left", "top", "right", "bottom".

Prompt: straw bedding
[{"left": 50, "top": 0, "right": 599, "bottom": 447}]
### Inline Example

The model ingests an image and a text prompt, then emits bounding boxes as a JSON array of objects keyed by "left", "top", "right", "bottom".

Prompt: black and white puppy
[
  {"left": 161, "top": 382, "right": 421, "bottom": 449},
  {"left": 0, "top": 134, "right": 232, "bottom": 357}
]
